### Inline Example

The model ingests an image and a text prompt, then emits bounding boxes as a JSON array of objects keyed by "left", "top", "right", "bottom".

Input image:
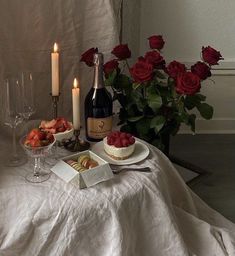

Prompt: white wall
[
  {"left": 124, "top": 0, "right": 235, "bottom": 133},
  {"left": 122, "top": 0, "right": 141, "bottom": 64}
]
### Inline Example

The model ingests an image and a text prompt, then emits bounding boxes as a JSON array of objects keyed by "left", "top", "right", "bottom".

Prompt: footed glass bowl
[{"left": 20, "top": 136, "right": 56, "bottom": 183}]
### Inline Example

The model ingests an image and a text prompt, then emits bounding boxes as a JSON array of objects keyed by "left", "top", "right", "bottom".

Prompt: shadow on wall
[{"left": 0, "top": 0, "right": 121, "bottom": 134}]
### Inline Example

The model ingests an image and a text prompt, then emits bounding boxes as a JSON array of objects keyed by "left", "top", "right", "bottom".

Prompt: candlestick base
[
  {"left": 63, "top": 129, "right": 90, "bottom": 152},
  {"left": 50, "top": 93, "right": 60, "bottom": 119}
]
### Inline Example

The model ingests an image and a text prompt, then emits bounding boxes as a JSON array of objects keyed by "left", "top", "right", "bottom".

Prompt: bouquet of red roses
[{"left": 81, "top": 35, "right": 223, "bottom": 153}]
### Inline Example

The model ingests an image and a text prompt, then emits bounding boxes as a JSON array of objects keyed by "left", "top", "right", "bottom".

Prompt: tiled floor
[{"left": 171, "top": 134, "right": 235, "bottom": 222}]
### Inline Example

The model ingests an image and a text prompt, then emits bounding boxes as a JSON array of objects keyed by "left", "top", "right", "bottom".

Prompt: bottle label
[{"left": 87, "top": 116, "right": 112, "bottom": 139}]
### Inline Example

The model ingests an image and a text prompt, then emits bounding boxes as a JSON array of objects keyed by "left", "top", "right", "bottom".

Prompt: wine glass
[
  {"left": 1, "top": 77, "right": 26, "bottom": 166},
  {"left": 20, "top": 136, "right": 56, "bottom": 183},
  {"left": 18, "top": 71, "right": 35, "bottom": 131}
]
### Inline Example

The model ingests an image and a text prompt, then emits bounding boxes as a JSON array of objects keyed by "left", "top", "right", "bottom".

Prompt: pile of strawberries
[
  {"left": 107, "top": 131, "right": 135, "bottom": 148},
  {"left": 40, "top": 117, "right": 72, "bottom": 134},
  {"left": 24, "top": 129, "right": 54, "bottom": 147}
]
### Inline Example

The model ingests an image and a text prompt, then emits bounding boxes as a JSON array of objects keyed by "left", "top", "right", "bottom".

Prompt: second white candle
[{"left": 72, "top": 78, "right": 80, "bottom": 130}]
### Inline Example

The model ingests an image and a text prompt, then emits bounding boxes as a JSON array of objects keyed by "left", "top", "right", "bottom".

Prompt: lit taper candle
[
  {"left": 72, "top": 78, "right": 80, "bottom": 130},
  {"left": 51, "top": 43, "right": 59, "bottom": 96}
]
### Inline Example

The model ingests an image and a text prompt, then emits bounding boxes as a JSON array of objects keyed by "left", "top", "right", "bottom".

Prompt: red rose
[
  {"left": 191, "top": 61, "right": 211, "bottom": 80},
  {"left": 103, "top": 59, "right": 119, "bottom": 76},
  {"left": 111, "top": 44, "right": 131, "bottom": 60},
  {"left": 166, "top": 61, "right": 186, "bottom": 79},
  {"left": 80, "top": 47, "right": 98, "bottom": 67},
  {"left": 176, "top": 71, "right": 201, "bottom": 95},
  {"left": 144, "top": 50, "right": 165, "bottom": 69},
  {"left": 148, "top": 35, "right": 165, "bottom": 50},
  {"left": 202, "top": 46, "right": 223, "bottom": 65},
  {"left": 130, "top": 59, "right": 153, "bottom": 83}
]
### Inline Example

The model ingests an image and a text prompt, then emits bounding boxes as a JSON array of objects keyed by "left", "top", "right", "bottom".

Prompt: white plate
[{"left": 91, "top": 139, "right": 150, "bottom": 165}]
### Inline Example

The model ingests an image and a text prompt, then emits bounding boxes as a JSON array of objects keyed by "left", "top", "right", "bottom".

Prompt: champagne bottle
[{"left": 85, "top": 52, "right": 113, "bottom": 142}]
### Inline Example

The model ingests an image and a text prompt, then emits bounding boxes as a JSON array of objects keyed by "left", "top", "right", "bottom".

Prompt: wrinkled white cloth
[{"left": 0, "top": 137, "right": 234, "bottom": 256}]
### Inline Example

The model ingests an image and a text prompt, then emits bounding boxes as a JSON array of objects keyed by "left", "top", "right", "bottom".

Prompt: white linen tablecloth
[{"left": 0, "top": 137, "right": 235, "bottom": 256}]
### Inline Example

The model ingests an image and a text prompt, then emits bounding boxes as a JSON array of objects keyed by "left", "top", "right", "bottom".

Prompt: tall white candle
[
  {"left": 51, "top": 43, "right": 59, "bottom": 96},
  {"left": 72, "top": 78, "right": 80, "bottom": 130}
]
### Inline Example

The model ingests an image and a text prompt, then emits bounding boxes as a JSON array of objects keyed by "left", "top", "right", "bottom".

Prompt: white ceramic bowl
[{"left": 53, "top": 123, "right": 74, "bottom": 142}]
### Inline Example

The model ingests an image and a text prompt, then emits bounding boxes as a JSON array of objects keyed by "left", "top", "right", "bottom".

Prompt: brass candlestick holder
[
  {"left": 50, "top": 93, "right": 60, "bottom": 119},
  {"left": 63, "top": 129, "right": 90, "bottom": 152}
]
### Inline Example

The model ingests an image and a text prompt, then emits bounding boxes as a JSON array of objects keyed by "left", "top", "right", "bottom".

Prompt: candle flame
[
  {"left": 73, "top": 78, "right": 79, "bottom": 88},
  {"left": 53, "top": 43, "right": 58, "bottom": 52}
]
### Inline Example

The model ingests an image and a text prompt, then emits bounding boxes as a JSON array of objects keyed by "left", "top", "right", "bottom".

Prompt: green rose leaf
[
  {"left": 136, "top": 118, "right": 151, "bottom": 136},
  {"left": 146, "top": 85, "right": 162, "bottom": 112},
  {"left": 155, "top": 70, "right": 166, "bottom": 79},
  {"left": 188, "top": 114, "right": 196, "bottom": 133},
  {"left": 148, "top": 94, "right": 162, "bottom": 112},
  {"left": 185, "top": 94, "right": 207, "bottom": 110},
  {"left": 131, "top": 88, "right": 146, "bottom": 111},
  {"left": 115, "top": 74, "right": 131, "bottom": 89},
  {"left": 197, "top": 94, "right": 206, "bottom": 101},
  {"left": 127, "top": 115, "right": 144, "bottom": 122},
  {"left": 104, "top": 69, "right": 117, "bottom": 87},
  {"left": 197, "top": 103, "right": 213, "bottom": 120},
  {"left": 157, "top": 81, "right": 168, "bottom": 87},
  {"left": 179, "top": 110, "right": 190, "bottom": 124},
  {"left": 150, "top": 115, "right": 166, "bottom": 132},
  {"left": 133, "top": 83, "right": 141, "bottom": 89}
]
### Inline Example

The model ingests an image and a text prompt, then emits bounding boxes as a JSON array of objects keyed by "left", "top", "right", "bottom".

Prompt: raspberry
[
  {"left": 120, "top": 132, "right": 127, "bottom": 139},
  {"left": 121, "top": 138, "right": 130, "bottom": 147},
  {"left": 111, "top": 131, "right": 121, "bottom": 138},
  {"left": 114, "top": 138, "right": 123, "bottom": 148},
  {"left": 107, "top": 137, "right": 114, "bottom": 145}
]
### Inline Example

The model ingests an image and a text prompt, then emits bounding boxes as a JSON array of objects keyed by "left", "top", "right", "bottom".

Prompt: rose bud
[
  {"left": 176, "top": 71, "right": 201, "bottom": 95},
  {"left": 191, "top": 61, "right": 211, "bottom": 80},
  {"left": 166, "top": 61, "right": 186, "bottom": 79},
  {"left": 80, "top": 47, "right": 98, "bottom": 67},
  {"left": 148, "top": 35, "right": 165, "bottom": 50},
  {"left": 202, "top": 46, "right": 223, "bottom": 66},
  {"left": 111, "top": 44, "right": 131, "bottom": 60},
  {"left": 103, "top": 59, "right": 119, "bottom": 76},
  {"left": 144, "top": 50, "right": 165, "bottom": 69},
  {"left": 130, "top": 59, "right": 153, "bottom": 83}
]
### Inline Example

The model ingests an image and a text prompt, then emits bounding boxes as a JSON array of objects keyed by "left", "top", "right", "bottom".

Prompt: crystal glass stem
[
  {"left": 12, "top": 125, "right": 17, "bottom": 159},
  {"left": 34, "top": 157, "right": 41, "bottom": 177}
]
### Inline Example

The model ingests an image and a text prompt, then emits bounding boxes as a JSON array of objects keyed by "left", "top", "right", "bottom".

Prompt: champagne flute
[
  {"left": 19, "top": 71, "right": 35, "bottom": 131},
  {"left": 1, "top": 77, "right": 27, "bottom": 166}
]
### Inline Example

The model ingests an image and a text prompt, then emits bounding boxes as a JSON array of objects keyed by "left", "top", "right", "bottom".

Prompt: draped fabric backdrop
[{"left": 0, "top": 0, "right": 122, "bottom": 134}]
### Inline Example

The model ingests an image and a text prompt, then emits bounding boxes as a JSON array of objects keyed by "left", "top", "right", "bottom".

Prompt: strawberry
[
  {"left": 40, "top": 140, "right": 50, "bottom": 146},
  {"left": 27, "top": 128, "right": 41, "bottom": 140},
  {"left": 24, "top": 139, "right": 31, "bottom": 146},
  {"left": 57, "top": 127, "right": 66, "bottom": 132},
  {"left": 30, "top": 139, "right": 41, "bottom": 147},
  {"left": 39, "top": 120, "right": 47, "bottom": 129},
  {"left": 33, "top": 131, "right": 46, "bottom": 141},
  {"left": 46, "top": 133, "right": 54, "bottom": 143},
  {"left": 25, "top": 128, "right": 54, "bottom": 148},
  {"left": 64, "top": 120, "right": 71, "bottom": 130},
  {"left": 44, "top": 128, "right": 56, "bottom": 134},
  {"left": 44, "top": 119, "right": 57, "bottom": 129},
  {"left": 126, "top": 133, "right": 132, "bottom": 138}
]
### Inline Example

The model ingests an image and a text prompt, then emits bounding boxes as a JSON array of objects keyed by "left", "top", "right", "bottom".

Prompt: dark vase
[{"left": 161, "top": 132, "right": 170, "bottom": 157}]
